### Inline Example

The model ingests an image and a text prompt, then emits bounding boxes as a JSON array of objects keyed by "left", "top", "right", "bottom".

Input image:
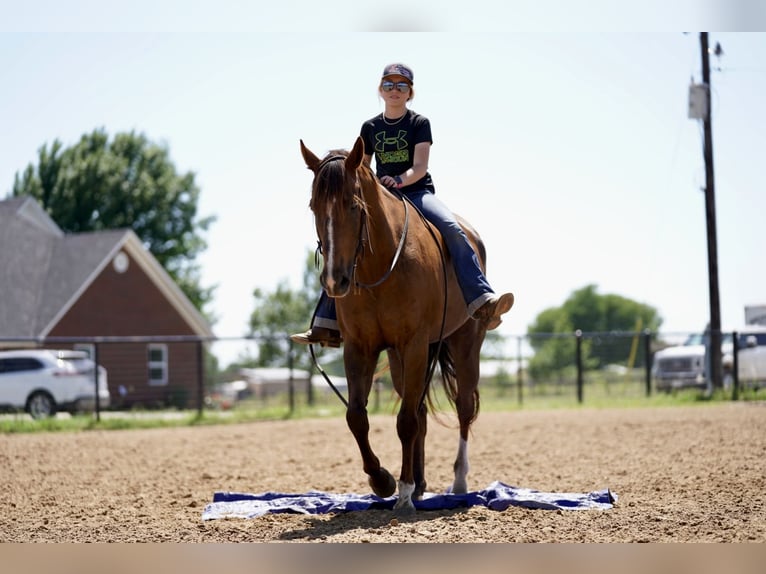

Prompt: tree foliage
[
  {"left": 247, "top": 250, "right": 331, "bottom": 370},
  {"left": 527, "top": 284, "right": 662, "bottom": 379},
  {"left": 11, "top": 128, "right": 215, "bottom": 315}
]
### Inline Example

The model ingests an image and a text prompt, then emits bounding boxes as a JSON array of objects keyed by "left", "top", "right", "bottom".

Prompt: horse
[{"left": 301, "top": 136, "right": 493, "bottom": 513}]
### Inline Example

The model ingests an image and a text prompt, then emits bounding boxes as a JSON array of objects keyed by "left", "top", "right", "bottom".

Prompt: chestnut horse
[{"left": 301, "top": 136, "right": 491, "bottom": 513}]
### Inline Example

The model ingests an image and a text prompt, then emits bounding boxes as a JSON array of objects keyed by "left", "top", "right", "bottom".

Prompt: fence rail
[{"left": 1, "top": 330, "right": 761, "bottom": 420}]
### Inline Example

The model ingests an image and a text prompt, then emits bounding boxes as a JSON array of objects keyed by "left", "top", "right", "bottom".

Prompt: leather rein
[{"left": 316, "top": 155, "right": 410, "bottom": 290}]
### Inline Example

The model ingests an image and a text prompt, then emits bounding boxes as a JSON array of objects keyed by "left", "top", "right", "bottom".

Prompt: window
[
  {"left": 738, "top": 333, "right": 766, "bottom": 347},
  {"left": 0, "top": 358, "right": 44, "bottom": 373},
  {"left": 147, "top": 344, "right": 168, "bottom": 386}
]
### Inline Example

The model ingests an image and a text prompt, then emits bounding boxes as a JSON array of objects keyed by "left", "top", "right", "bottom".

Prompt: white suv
[
  {"left": 0, "top": 349, "right": 110, "bottom": 419},
  {"left": 652, "top": 326, "right": 766, "bottom": 392}
]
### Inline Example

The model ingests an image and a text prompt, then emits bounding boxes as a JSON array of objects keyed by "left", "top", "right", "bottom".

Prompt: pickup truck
[
  {"left": 724, "top": 328, "right": 766, "bottom": 389},
  {"left": 652, "top": 326, "right": 766, "bottom": 392}
]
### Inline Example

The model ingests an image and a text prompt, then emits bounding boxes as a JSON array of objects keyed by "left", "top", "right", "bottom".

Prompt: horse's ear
[
  {"left": 300, "top": 139, "right": 321, "bottom": 173},
  {"left": 346, "top": 136, "right": 365, "bottom": 171}
]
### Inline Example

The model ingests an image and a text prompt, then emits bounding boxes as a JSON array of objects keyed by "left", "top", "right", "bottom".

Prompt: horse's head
[{"left": 301, "top": 136, "right": 370, "bottom": 298}]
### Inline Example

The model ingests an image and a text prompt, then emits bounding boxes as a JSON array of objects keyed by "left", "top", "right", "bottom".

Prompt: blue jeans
[{"left": 312, "top": 189, "right": 495, "bottom": 331}]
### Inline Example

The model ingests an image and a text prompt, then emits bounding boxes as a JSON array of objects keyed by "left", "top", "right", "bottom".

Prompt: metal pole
[
  {"left": 700, "top": 32, "right": 723, "bottom": 390},
  {"left": 288, "top": 339, "right": 295, "bottom": 414},
  {"left": 732, "top": 331, "right": 740, "bottom": 400},
  {"left": 303, "top": 340, "right": 314, "bottom": 407},
  {"left": 196, "top": 340, "right": 204, "bottom": 417},
  {"left": 93, "top": 343, "right": 101, "bottom": 422},
  {"left": 643, "top": 330, "right": 652, "bottom": 397},
  {"left": 517, "top": 335, "right": 524, "bottom": 406},
  {"left": 575, "top": 330, "right": 583, "bottom": 404}
]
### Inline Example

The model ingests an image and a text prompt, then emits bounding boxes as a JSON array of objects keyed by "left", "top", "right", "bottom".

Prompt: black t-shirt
[{"left": 360, "top": 109, "right": 435, "bottom": 193}]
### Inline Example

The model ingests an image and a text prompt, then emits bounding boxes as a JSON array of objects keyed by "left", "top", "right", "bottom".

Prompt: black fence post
[
  {"left": 516, "top": 335, "right": 524, "bottom": 406},
  {"left": 575, "top": 329, "right": 583, "bottom": 404},
  {"left": 288, "top": 339, "right": 295, "bottom": 414},
  {"left": 373, "top": 378, "right": 381, "bottom": 412},
  {"left": 732, "top": 331, "right": 739, "bottom": 401},
  {"left": 643, "top": 330, "right": 652, "bottom": 397},
  {"left": 93, "top": 342, "right": 101, "bottom": 422},
  {"left": 196, "top": 340, "right": 204, "bottom": 417},
  {"left": 303, "top": 340, "right": 314, "bottom": 407}
]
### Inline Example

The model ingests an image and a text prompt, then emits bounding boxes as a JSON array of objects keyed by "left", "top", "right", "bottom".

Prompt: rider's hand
[{"left": 381, "top": 175, "right": 402, "bottom": 189}]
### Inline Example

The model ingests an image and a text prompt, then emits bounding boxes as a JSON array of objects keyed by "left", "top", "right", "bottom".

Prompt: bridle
[{"left": 314, "top": 155, "right": 410, "bottom": 290}]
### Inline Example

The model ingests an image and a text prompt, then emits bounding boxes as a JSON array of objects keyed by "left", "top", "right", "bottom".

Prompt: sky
[{"left": 2, "top": 3, "right": 766, "bottom": 365}]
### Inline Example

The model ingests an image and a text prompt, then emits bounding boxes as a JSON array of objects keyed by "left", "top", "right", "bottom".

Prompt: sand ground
[{"left": 1, "top": 402, "right": 764, "bottom": 542}]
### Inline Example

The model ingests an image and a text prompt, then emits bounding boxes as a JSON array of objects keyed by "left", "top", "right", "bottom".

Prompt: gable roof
[{"left": 0, "top": 196, "right": 213, "bottom": 339}]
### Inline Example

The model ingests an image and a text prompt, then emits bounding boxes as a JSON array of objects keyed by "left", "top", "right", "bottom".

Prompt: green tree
[
  {"left": 528, "top": 314, "right": 576, "bottom": 383},
  {"left": 10, "top": 128, "right": 215, "bottom": 315},
  {"left": 527, "top": 284, "right": 662, "bottom": 378},
  {"left": 247, "top": 250, "right": 333, "bottom": 370}
]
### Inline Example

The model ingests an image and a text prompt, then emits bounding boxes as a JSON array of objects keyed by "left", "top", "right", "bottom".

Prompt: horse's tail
[{"left": 427, "top": 342, "right": 480, "bottom": 425}]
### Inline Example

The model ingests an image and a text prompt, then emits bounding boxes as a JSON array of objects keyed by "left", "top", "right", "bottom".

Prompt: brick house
[{"left": 0, "top": 196, "right": 214, "bottom": 409}]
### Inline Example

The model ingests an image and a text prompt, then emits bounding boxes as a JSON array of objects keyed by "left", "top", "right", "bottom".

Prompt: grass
[{"left": 1, "top": 382, "right": 761, "bottom": 434}]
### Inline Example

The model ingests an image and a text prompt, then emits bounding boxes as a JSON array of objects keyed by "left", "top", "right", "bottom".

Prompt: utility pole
[{"left": 700, "top": 32, "right": 723, "bottom": 390}]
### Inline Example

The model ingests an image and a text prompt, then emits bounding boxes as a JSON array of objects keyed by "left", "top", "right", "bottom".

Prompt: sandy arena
[{"left": 1, "top": 402, "right": 764, "bottom": 542}]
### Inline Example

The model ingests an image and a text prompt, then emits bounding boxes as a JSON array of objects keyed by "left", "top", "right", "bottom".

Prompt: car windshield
[
  {"left": 683, "top": 333, "right": 733, "bottom": 346},
  {"left": 683, "top": 334, "right": 705, "bottom": 346}
]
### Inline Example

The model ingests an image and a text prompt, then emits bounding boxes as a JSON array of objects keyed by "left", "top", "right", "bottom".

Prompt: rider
[{"left": 291, "top": 63, "right": 514, "bottom": 348}]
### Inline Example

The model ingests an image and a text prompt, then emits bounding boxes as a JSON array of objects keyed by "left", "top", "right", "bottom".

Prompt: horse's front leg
[
  {"left": 344, "top": 344, "right": 396, "bottom": 498},
  {"left": 389, "top": 342, "right": 430, "bottom": 514},
  {"left": 412, "top": 401, "right": 428, "bottom": 500}
]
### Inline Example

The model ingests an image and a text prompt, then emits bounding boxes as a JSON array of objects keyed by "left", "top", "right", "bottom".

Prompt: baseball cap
[{"left": 381, "top": 63, "right": 414, "bottom": 84}]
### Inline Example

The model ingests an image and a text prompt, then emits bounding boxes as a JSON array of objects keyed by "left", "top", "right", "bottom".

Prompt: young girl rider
[{"left": 291, "top": 63, "right": 514, "bottom": 348}]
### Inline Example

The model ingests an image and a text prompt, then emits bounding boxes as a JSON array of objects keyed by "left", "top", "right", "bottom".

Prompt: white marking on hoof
[
  {"left": 452, "top": 437, "right": 470, "bottom": 494},
  {"left": 393, "top": 481, "right": 416, "bottom": 514}
]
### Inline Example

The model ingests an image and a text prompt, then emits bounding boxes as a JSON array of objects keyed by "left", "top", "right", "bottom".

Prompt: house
[
  {"left": 239, "top": 367, "right": 313, "bottom": 399},
  {"left": 0, "top": 196, "right": 214, "bottom": 409},
  {"left": 238, "top": 367, "right": 348, "bottom": 401}
]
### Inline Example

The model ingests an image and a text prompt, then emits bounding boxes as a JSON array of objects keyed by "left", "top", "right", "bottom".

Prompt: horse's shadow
[{"left": 278, "top": 507, "right": 470, "bottom": 541}]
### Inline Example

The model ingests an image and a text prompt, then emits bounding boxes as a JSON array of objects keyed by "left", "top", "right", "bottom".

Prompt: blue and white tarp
[{"left": 201, "top": 481, "right": 616, "bottom": 520}]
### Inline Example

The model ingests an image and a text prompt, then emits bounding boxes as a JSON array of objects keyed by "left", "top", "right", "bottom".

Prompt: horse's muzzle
[{"left": 321, "top": 270, "right": 352, "bottom": 298}]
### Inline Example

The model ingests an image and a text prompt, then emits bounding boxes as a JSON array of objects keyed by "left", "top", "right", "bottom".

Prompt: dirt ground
[{"left": 1, "top": 402, "right": 765, "bottom": 542}]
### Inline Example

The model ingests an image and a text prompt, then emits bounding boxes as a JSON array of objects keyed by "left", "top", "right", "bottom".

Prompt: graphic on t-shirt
[{"left": 375, "top": 130, "right": 409, "bottom": 164}]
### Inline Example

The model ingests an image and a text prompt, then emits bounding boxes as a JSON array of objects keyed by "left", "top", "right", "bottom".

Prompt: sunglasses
[{"left": 381, "top": 80, "right": 411, "bottom": 93}]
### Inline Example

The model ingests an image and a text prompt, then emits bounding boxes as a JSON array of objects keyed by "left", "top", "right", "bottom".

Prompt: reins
[
  {"left": 353, "top": 194, "right": 409, "bottom": 289},
  {"left": 313, "top": 155, "right": 410, "bottom": 290}
]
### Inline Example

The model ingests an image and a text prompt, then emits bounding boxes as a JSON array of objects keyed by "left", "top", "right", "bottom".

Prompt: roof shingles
[{"left": 0, "top": 196, "right": 211, "bottom": 339}]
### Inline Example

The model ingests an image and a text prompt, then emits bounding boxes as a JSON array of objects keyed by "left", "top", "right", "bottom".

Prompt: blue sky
[{"left": 2, "top": 6, "right": 765, "bottom": 364}]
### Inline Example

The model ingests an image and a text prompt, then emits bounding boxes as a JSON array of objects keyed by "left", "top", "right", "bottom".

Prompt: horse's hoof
[
  {"left": 393, "top": 499, "right": 416, "bottom": 516},
  {"left": 369, "top": 468, "right": 397, "bottom": 498},
  {"left": 450, "top": 481, "right": 468, "bottom": 495}
]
